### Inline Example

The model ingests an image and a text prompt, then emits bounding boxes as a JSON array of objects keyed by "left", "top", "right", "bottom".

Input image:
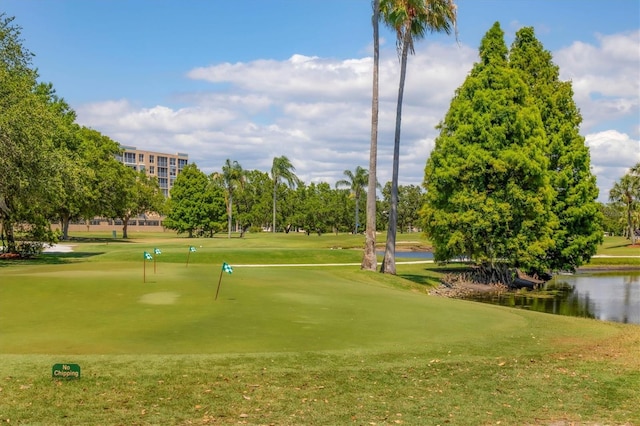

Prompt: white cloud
[
  {"left": 586, "top": 130, "right": 640, "bottom": 201},
  {"left": 75, "top": 31, "right": 637, "bottom": 205},
  {"left": 555, "top": 30, "right": 640, "bottom": 133}
]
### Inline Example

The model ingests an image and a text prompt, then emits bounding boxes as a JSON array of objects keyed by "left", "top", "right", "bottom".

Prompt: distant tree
[
  {"left": 380, "top": 0, "right": 458, "bottom": 274},
  {"left": 609, "top": 167, "right": 640, "bottom": 245},
  {"left": 362, "top": 0, "right": 381, "bottom": 271},
  {"left": 212, "top": 159, "right": 245, "bottom": 238},
  {"left": 235, "top": 169, "right": 271, "bottom": 234},
  {"left": 509, "top": 26, "right": 602, "bottom": 271},
  {"left": 398, "top": 184, "right": 424, "bottom": 232},
  {"left": 296, "top": 183, "right": 335, "bottom": 236},
  {"left": 336, "top": 166, "right": 370, "bottom": 234},
  {"left": 164, "top": 164, "right": 225, "bottom": 237},
  {"left": 270, "top": 156, "right": 301, "bottom": 233},
  {"left": 599, "top": 203, "right": 625, "bottom": 237},
  {"left": 105, "top": 167, "right": 165, "bottom": 239},
  {"left": 422, "top": 22, "right": 555, "bottom": 278}
]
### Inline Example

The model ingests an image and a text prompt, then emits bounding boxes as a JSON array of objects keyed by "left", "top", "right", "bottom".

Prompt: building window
[
  {"left": 170, "top": 157, "right": 176, "bottom": 166},
  {"left": 157, "top": 156, "right": 168, "bottom": 167},
  {"left": 149, "top": 155, "right": 154, "bottom": 164},
  {"left": 124, "top": 152, "right": 136, "bottom": 163},
  {"left": 138, "top": 153, "right": 144, "bottom": 162},
  {"left": 149, "top": 166, "right": 155, "bottom": 174}
]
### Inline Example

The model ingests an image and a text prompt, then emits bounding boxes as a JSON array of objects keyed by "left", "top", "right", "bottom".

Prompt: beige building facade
[{"left": 117, "top": 145, "right": 189, "bottom": 197}]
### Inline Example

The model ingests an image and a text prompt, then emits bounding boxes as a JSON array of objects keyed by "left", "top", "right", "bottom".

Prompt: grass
[{"left": 1, "top": 232, "right": 639, "bottom": 425}]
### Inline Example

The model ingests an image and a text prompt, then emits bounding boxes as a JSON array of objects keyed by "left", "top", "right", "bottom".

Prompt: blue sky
[{"left": 3, "top": 0, "right": 639, "bottom": 201}]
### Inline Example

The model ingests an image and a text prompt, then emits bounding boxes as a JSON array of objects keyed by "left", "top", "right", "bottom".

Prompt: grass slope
[{"left": 0, "top": 233, "right": 639, "bottom": 425}]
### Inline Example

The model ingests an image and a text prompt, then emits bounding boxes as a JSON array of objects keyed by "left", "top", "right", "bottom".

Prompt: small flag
[
  {"left": 222, "top": 262, "right": 233, "bottom": 274},
  {"left": 144, "top": 251, "right": 153, "bottom": 260},
  {"left": 189, "top": 246, "right": 196, "bottom": 252},
  {"left": 154, "top": 248, "right": 162, "bottom": 255}
]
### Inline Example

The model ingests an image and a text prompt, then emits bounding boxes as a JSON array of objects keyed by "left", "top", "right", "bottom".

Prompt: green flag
[
  {"left": 154, "top": 248, "right": 162, "bottom": 255},
  {"left": 189, "top": 246, "right": 196, "bottom": 252},
  {"left": 144, "top": 251, "right": 153, "bottom": 260},
  {"left": 222, "top": 262, "right": 233, "bottom": 274}
]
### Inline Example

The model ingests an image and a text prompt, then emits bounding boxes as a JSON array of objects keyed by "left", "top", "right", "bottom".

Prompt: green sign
[{"left": 52, "top": 363, "right": 81, "bottom": 379}]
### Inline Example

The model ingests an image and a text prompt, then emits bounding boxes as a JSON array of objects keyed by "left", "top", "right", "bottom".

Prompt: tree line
[{"left": 163, "top": 159, "right": 423, "bottom": 239}]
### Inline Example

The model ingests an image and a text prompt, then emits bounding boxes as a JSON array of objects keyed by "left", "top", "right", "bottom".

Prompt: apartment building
[{"left": 117, "top": 145, "right": 189, "bottom": 197}]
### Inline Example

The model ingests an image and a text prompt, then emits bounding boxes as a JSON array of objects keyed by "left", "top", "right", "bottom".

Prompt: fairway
[{"left": 1, "top": 234, "right": 639, "bottom": 425}]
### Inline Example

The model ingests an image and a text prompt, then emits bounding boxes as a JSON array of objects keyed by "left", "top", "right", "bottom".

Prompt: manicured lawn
[{"left": 0, "top": 232, "right": 639, "bottom": 425}]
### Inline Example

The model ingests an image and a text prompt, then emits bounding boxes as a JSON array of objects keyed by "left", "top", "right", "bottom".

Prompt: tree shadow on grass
[{"left": 0, "top": 251, "right": 104, "bottom": 267}]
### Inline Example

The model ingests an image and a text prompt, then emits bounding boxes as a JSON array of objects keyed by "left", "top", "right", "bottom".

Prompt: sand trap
[
  {"left": 43, "top": 244, "right": 75, "bottom": 253},
  {"left": 139, "top": 292, "right": 180, "bottom": 305}
]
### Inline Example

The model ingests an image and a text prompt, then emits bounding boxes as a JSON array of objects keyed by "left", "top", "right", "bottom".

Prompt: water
[
  {"left": 377, "top": 251, "right": 434, "bottom": 259},
  {"left": 464, "top": 271, "right": 640, "bottom": 324}
]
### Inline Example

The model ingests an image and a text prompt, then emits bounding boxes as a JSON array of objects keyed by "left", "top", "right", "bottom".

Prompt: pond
[{"left": 464, "top": 270, "right": 640, "bottom": 324}]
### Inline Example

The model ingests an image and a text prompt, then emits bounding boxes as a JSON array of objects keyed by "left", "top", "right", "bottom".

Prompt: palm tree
[
  {"left": 609, "top": 166, "right": 640, "bottom": 245},
  {"left": 212, "top": 159, "right": 244, "bottom": 238},
  {"left": 362, "top": 0, "right": 381, "bottom": 271},
  {"left": 336, "top": 166, "right": 370, "bottom": 234},
  {"left": 380, "top": 0, "right": 457, "bottom": 274},
  {"left": 270, "top": 155, "right": 301, "bottom": 232}
]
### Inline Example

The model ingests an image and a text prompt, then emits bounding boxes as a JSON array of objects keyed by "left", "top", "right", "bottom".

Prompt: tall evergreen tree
[
  {"left": 422, "top": 22, "right": 555, "bottom": 274},
  {"left": 509, "top": 27, "right": 602, "bottom": 271}
]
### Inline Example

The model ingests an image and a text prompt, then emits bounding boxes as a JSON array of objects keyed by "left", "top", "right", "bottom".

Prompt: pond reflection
[{"left": 464, "top": 271, "right": 640, "bottom": 324}]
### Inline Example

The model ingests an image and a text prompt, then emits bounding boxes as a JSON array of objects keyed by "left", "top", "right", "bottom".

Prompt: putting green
[{"left": 0, "top": 261, "right": 532, "bottom": 355}]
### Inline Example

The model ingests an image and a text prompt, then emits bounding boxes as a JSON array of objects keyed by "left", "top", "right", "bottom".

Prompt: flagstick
[
  {"left": 186, "top": 250, "right": 191, "bottom": 267},
  {"left": 215, "top": 268, "right": 224, "bottom": 300},
  {"left": 143, "top": 258, "right": 146, "bottom": 283},
  {"left": 154, "top": 256, "right": 157, "bottom": 274}
]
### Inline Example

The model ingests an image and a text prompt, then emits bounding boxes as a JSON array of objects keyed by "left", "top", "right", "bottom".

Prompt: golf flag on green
[
  {"left": 215, "top": 262, "right": 233, "bottom": 300},
  {"left": 153, "top": 248, "right": 161, "bottom": 273},
  {"left": 186, "top": 246, "right": 196, "bottom": 267},
  {"left": 143, "top": 251, "right": 152, "bottom": 282}
]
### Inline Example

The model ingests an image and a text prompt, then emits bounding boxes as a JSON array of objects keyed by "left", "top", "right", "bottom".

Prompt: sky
[{"left": 3, "top": 0, "right": 639, "bottom": 202}]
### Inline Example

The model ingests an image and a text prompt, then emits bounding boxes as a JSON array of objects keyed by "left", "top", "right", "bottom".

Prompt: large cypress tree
[
  {"left": 422, "top": 22, "right": 555, "bottom": 274},
  {"left": 509, "top": 27, "right": 602, "bottom": 271}
]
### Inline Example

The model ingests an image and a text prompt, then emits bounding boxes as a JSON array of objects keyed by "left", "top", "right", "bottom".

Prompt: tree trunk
[
  {"left": 227, "top": 193, "right": 233, "bottom": 238},
  {"left": 122, "top": 215, "right": 130, "bottom": 239},
  {"left": 272, "top": 180, "right": 277, "bottom": 233},
  {"left": 381, "top": 32, "right": 410, "bottom": 275},
  {"left": 60, "top": 212, "right": 70, "bottom": 241},
  {"left": 361, "top": 0, "right": 380, "bottom": 271},
  {"left": 354, "top": 196, "right": 360, "bottom": 234}
]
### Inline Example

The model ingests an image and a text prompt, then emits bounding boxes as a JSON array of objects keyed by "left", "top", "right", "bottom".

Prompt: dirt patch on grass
[
  {"left": 139, "top": 292, "right": 180, "bottom": 305},
  {"left": 429, "top": 275, "right": 507, "bottom": 297}
]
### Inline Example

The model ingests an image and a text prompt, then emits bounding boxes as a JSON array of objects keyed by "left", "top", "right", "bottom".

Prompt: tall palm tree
[
  {"left": 212, "top": 159, "right": 244, "bottom": 238},
  {"left": 271, "top": 155, "right": 301, "bottom": 232},
  {"left": 336, "top": 166, "right": 370, "bottom": 234},
  {"left": 610, "top": 166, "right": 640, "bottom": 245},
  {"left": 362, "top": 0, "right": 381, "bottom": 271},
  {"left": 380, "top": 0, "right": 457, "bottom": 274}
]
